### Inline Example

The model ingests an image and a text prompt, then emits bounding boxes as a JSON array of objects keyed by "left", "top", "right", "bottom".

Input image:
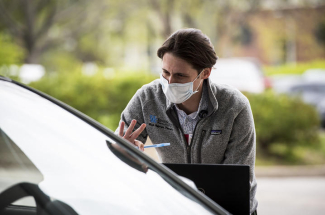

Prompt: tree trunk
[{"left": 24, "top": 48, "right": 40, "bottom": 64}]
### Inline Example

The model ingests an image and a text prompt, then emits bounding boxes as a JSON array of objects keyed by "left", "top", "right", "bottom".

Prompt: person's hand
[{"left": 119, "top": 119, "right": 146, "bottom": 151}]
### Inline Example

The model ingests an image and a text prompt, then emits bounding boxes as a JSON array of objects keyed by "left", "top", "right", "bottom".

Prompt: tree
[
  {"left": 0, "top": 33, "right": 24, "bottom": 66},
  {"left": 315, "top": 19, "right": 325, "bottom": 49},
  {"left": 0, "top": 0, "right": 108, "bottom": 64},
  {"left": 145, "top": 0, "right": 262, "bottom": 56}
]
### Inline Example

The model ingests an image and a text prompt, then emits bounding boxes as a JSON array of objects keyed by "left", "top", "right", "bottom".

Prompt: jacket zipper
[
  {"left": 197, "top": 130, "right": 206, "bottom": 163},
  {"left": 186, "top": 145, "right": 191, "bottom": 163},
  {"left": 168, "top": 108, "right": 192, "bottom": 163},
  {"left": 167, "top": 107, "right": 209, "bottom": 164},
  {"left": 187, "top": 118, "right": 205, "bottom": 163},
  {"left": 182, "top": 124, "right": 191, "bottom": 163},
  {"left": 193, "top": 110, "right": 216, "bottom": 163}
]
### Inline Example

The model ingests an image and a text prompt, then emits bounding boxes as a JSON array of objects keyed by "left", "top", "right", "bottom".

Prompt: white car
[
  {"left": 0, "top": 76, "right": 229, "bottom": 215},
  {"left": 210, "top": 58, "right": 271, "bottom": 93},
  {"left": 271, "top": 74, "right": 303, "bottom": 94}
]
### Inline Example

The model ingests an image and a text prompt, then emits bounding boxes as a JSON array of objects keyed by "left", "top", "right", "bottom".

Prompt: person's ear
[{"left": 201, "top": 68, "right": 211, "bottom": 79}]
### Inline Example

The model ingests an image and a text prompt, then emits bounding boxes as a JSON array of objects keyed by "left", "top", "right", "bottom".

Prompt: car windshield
[{"left": 0, "top": 80, "right": 213, "bottom": 214}]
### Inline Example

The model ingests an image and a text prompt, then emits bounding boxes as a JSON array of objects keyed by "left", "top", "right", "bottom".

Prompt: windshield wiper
[{"left": 106, "top": 140, "right": 148, "bottom": 173}]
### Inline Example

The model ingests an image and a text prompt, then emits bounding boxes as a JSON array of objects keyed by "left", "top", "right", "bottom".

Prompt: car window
[
  {"left": 0, "top": 81, "right": 213, "bottom": 215},
  {"left": 317, "top": 85, "right": 325, "bottom": 93},
  {"left": 0, "top": 128, "right": 43, "bottom": 207},
  {"left": 291, "top": 84, "right": 325, "bottom": 94}
]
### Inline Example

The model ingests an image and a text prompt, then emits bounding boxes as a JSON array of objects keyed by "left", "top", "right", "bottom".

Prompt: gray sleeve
[
  {"left": 222, "top": 101, "right": 257, "bottom": 212},
  {"left": 115, "top": 89, "right": 148, "bottom": 144}
]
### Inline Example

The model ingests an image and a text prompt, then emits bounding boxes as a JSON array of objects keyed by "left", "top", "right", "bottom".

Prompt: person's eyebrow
[{"left": 162, "top": 68, "right": 188, "bottom": 76}]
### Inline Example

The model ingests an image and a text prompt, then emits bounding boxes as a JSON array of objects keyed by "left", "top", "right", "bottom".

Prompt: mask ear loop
[{"left": 193, "top": 69, "right": 205, "bottom": 93}]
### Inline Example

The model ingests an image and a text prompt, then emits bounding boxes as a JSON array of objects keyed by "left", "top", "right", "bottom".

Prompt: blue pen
[{"left": 144, "top": 143, "right": 170, "bottom": 148}]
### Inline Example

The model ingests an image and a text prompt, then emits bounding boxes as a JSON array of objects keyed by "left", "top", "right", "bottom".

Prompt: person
[{"left": 116, "top": 28, "right": 257, "bottom": 214}]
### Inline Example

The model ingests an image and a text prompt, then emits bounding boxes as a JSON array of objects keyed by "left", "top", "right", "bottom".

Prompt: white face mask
[{"left": 160, "top": 72, "right": 203, "bottom": 104}]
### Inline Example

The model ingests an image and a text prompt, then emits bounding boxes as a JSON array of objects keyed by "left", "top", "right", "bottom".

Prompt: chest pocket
[{"left": 198, "top": 129, "right": 227, "bottom": 163}]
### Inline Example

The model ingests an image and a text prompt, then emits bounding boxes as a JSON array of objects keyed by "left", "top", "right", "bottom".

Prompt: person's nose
[{"left": 168, "top": 75, "right": 177, "bottom": 84}]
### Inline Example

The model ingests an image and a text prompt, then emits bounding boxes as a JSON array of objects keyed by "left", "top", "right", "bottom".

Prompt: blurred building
[{"left": 218, "top": 4, "right": 325, "bottom": 65}]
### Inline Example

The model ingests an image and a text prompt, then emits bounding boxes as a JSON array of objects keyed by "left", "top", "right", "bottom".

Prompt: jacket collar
[{"left": 206, "top": 78, "right": 218, "bottom": 116}]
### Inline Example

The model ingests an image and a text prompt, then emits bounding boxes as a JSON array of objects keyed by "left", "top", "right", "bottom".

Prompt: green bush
[
  {"left": 246, "top": 91, "right": 321, "bottom": 163},
  {"left": 30, "top": 70, "right": 322, "bottom": 164},
  {"left": 29, "top": 69, "right": 158, "bottom": 130}
]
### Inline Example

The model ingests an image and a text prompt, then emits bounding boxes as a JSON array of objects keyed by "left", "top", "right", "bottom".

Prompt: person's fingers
[
  {"left": 131, "top": 123, "right": 147, "bottom": 140},
  {"left": 119, "top": 121, "right": 125, "bottom": 137},
  {"left": 134, "top": 140, "right": 144, "bottom": 152},
  {"left": 125, "top": 119, "right": 136, "bottom": 138}
]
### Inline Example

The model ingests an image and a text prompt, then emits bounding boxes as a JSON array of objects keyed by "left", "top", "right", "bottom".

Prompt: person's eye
[{"left": 163, "top": 70, "right": 169, "bottom": 75}]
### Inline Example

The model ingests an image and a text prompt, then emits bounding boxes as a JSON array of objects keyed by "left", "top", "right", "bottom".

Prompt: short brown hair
[{"left": 157, "top": 28, "right": 218, "bottom": 73}]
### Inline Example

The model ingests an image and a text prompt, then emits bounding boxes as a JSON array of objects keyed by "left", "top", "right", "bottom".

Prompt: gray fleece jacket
[{"left": 118, "top": 78, "right": 257, "bottom": 213}]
